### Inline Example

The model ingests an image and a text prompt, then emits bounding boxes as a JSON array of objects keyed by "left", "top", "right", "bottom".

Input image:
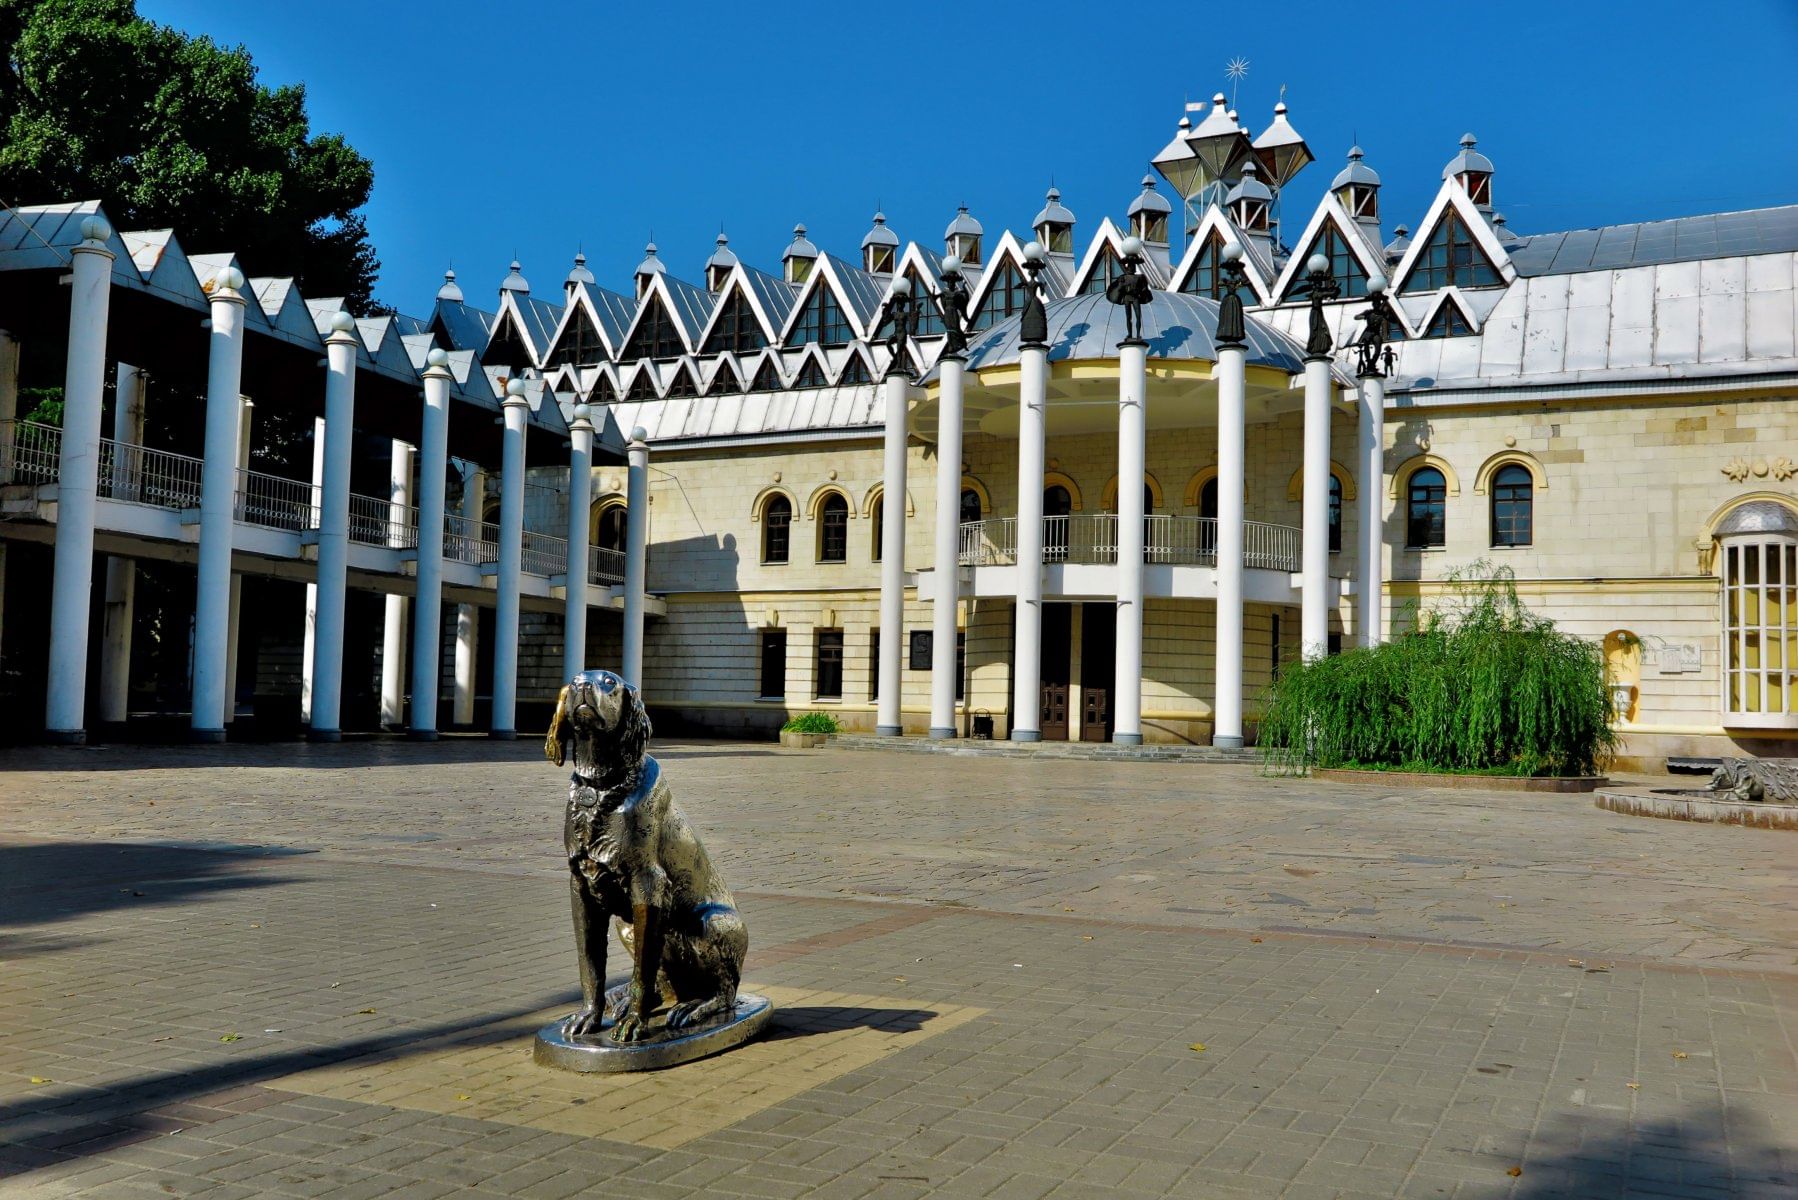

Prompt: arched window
[
  {"left": 1199, "top": 477, "right": 1219, "bottom": 557},
  {"left": 1406, "top": 467, "right": 1447, "bottom": 548},
  {"left": 871, "top": 496, "right": 884, "bottom": 561},
  {"left": 762, "top": 496, "right": 792, "bottom": 564},
  {"left": 1044, "top": 485, "right": 1072, "bottom": 562},
  {"left": 593, "top": 503, "right": 627, "bottom": 553},
  {"left": 960, "top": 488, "right": 983, "bottom": 524},
  {"left": 1490, "top": 465, "right": 1533, "bottom": 547},
  {"left": 818, "top": 493, "right": 849, "bottom": 563},
  {"left": 1328, "top": 475, "right": 1343, "bottom": 553},
  {"left": 1717, "top": 502, "right": 1798, "bottom": 725}
]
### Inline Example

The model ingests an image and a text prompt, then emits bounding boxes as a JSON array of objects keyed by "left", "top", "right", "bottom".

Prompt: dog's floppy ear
[
  {"left": 545, "top": 685, "right": 571, "bottom": 766},
  {"left": 618, "top": 685, "right": 651, "bottom": 768}
]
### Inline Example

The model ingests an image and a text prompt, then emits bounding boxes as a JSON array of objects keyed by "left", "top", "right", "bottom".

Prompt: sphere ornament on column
[
  {"left": 571, "top": 403, "right": 592, "bottom": 424},
  {"left": 1216, "top": 242, "right": 1249, "bottom": 347},
  {"left": 79, "top": 215, "right": 113, "bottom": 244},
  {"left": 505, "top": 377, "right": 528, "bottom": 401},
  {"left": 1105, "top": 236, "right": 1152, "bottom": 345},
  {"left": 214, "top": 266, "right": 245, "bottom": 295},
  {"left": 1019, "top": 241, "right": 1050, "bottom": 348},
  {"left": 329, "top": 309, "right": 357, "bottom": 335},
  {"left": 631, "top": 425, "right": 649, "bottom": 444},
  {"left": 426, "top": 347, "right": 450, "bottom": 370}
]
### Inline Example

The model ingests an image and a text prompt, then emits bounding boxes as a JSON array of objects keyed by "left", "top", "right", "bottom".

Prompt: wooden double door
[{"left": 1039, "top": 603, "right": 1116, "bottom": 742}]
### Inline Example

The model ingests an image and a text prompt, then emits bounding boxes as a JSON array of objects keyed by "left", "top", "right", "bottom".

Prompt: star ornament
[{"left": 1226, "top": 57, "right": 1250, "bottom": 82}]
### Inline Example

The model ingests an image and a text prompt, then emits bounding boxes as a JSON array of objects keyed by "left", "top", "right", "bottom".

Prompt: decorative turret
[
  {"left": 1445, "top": 132, "right": 1494, "bottom": 210},
  {"left": 1033, "top": 185, "right": 1076, "bottom": 255},
  {"left": 1128, "top": 175, "right": 1172, "bottom": 246},
  {"left": 861, "top": 211, "right": 898, "bottom": 276},
  {"left": 944, "top": 205, "right": 983, "bottom": 266},
  {"left": 782, "top": 222, "right": 818, "bottom": 285},
  {"left": 1383, "top": 224, "right": 1412, "bottom": 265},
  {"left": 1332, "top": 146, "right": 1382, "bottom": 228},
  {"left": 564, "top": 251, "right": 594, "bottom": 301},
  {"left": 1226, "top": 160, "right": 1272, "bottom": 234},
  {"left": 634, "top": 242, "right": 665, "bottom": 301},
  {"left": 1492, "top": 213, "right": 1521, "bottom": 248},
  {"left": 1251, "top": 100, "right": 1314, "bottom": 253},
  {"left": 437, "top": 267, "right": 463, "bottom": 303},
  {"left": 704, "top": 232, "right": 737, "bottom": 293},
  {"left": 500, "top": 260, "right": 529, "bottom": 295}
]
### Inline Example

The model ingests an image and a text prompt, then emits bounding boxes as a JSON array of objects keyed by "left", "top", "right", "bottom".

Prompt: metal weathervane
[{"left": 1226, "top": 56, "right": 1249, "bottom": 109}]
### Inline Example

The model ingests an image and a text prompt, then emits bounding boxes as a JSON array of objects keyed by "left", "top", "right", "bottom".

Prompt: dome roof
[
  {"left": 1034, "top": 186, "right": 1075, "bottom": 229},
  {"left": 635, "top": 242, "right": 665, "bottom": 277},
  {"left": 437, "top": 268, "right": 463, "bottom": 302},
  {"left": 1444, "top": 132, "right": 1494, "bottom": 179},
  {"left": 565, "top": 252, "right": 594, "bottom": 288},
  {"left": 705, "top": 231, "right": 738, "bottom": 273},
  {"left": 500, "top": 260, "right": 529, "bottom": 293},
  {"left": 955, "top": 290, "right": 1307, "bottom": 376},
  {"left": 1226, "top": 161, "right": 1272, "bottom": 204},
  {"left": 861, "top": 211, "right": 899, "bottom": 249},
  {"left": 945, "top": 205, "right": 983, "bottom": 239},
  {"left": 782, "top": 222, "right": 818, "bottom": 261},
  {"left": 1715, "top": 500, "right": 1798, "bottom": 538},
  {"left": 1127, "top": 174, "right": 1172, "bottom": 216},
  {"left": 1332, "top": 146, "right": 1381, "bottom": 191}
]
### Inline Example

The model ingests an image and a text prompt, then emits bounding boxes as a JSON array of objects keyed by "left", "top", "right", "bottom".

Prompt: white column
[
  {"left": 307, "top": 313, "right": 358, "bottom": 740},
  {"left": 622, "top": 428, "right": 650, "bottom": 689},
  {"left": 1301, "top": 354, "right": 1333, "bottom": 660},
  {"left": 1212, "top": 342, "right": 1247, "bottom": 749},
  {"left": 564, "top": 408, "right": 595, "bottom": 678},
  {"left": 929, "top": 353, "right": 966, "bottom": 738},
  {"left": 876, "top": 370, "right": 907, "bottom": 735},
  {"left": 189, "top": 266, "right": 246, "bottom": 743},
  {"left": 1011, "top": 340, "right": 1048, "bottom": 742},
  {"left": 44, "top": 217, "right": 114, "bottom": 742},
  {"left": 300, "top": 417, "right": 325, "bottom": 723},
  {"left": 1114, "top": 340, "right": 1148, "bottom": 745},
  {"left": 410, "top": 351, "right": 452, "bottom": 738},
  {"left": 381, "top": 440, "right": 414, "bottom": 727},
  {"left": 453, "top": 466, "right": 483, "bottom": 726},
  {"left": 490, "top": 381, "right": 528, "bottom": 738},
  {"left": 223, "top": 396, "right": 253, "bottom": 725},
  {"left": 99, "top": 362, "right": 147, "bottom": 726},
  {"left": 1357, "top": 372, "right": 1386, "bottom": 648}
]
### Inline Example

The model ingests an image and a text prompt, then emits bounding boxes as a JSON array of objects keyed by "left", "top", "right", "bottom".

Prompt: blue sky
[{"left": 140, "top": 0, "right": 1798, "bottom": 314}]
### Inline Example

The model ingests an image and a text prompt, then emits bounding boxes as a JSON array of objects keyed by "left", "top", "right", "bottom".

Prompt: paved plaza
[{"left": 0, "top": 742, "right": 1793, "bottom": 1199}]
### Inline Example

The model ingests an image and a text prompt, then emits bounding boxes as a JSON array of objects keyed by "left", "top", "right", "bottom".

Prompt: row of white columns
[
  {"left": 32, "top": 227, "right": 651, "bottom": 743},
  {"left": 871, "top": 333, "right": 1385, "bottom": 746}
]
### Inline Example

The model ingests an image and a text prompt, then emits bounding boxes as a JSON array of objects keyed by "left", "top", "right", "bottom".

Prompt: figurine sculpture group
[{"left": 534, "top": 669, "right": 771, "bottom": 1072}]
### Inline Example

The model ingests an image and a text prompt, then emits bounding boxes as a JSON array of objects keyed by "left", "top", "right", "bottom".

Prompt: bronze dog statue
[{"left": 545, "top": 670, "right": 747, "bottom": 1042}]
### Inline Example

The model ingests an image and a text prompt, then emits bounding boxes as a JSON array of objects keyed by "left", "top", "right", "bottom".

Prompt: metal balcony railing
[
  {"left": 522, "top": 530, "right": 567, "bottom": 577},
  {"left": 348, "top": 493, "right": 418, "bottom": 550},
  {"left": 956, "top": 514, "right": 1301, "bottom": 574},
  {"left": 0, "top": 419, "right": 62, "bottom": 487},
  {"left": 236, "top": 468, "right": 317, "bottom": 531},
  {"left": 442, "top": 512, "right": 489, "bottom": 565},
  {"left": 589, "top": 544, "right": 626, "bottom": 586},
  {"left": 99, "top": 438, "right": 204, "bottom": 509}
]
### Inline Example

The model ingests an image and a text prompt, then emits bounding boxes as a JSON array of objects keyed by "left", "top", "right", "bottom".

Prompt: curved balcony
[{"left": 958, "top": 514, "right": 1301, "bottom": 574}]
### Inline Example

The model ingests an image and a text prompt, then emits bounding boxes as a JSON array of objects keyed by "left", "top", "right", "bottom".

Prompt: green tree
[{"left": 0, "top": 0, "right": 381, "bottom": 311}]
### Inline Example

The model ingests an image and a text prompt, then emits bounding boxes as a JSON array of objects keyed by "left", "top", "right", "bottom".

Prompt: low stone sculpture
[
  {"left": 1704, "top": 757, "right": 1798, "bottom": 804},
  {"left": 535, "top": 669, "right": 770, "bottom": 1071}
]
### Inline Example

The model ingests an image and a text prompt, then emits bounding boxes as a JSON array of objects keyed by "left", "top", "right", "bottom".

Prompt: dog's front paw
[
  {"left": 612, "top": 1011, "right": 648, "bottom": 1043},
  {"left": 563, "top": 1005, "right": 604, "bottom": 1038}
]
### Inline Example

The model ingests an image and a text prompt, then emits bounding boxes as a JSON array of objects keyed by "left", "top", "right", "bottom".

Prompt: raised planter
[
  {"left": 1311, "top": 768, "right": 1607, "bottom": 792},
  {"left": 778, "top": 730, "right": 828, "bottom": 749},
  {"left": 1595, "top": 788, "right": 1798, "bottom": 830}
]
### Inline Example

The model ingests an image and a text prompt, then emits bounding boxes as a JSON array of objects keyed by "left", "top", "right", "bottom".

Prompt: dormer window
[
  {"left": 1040, "top": 222, "right": 1073, "bottom": 254},
  {"left": 1231, "top": 195, "right": 1269, "bottom": 233},
  {"left": 1132, "top": 209, "right": 1168, "bottom": 244},
  {"left": 1080, "top": 246, "right": 1125, "bottom": 296},
  {"left": 708, "top": 262, "right": 732, "bottom": 292},
  {"left": 1179, "top": 231, "right": 1230, "bottom": 298},
  {"left": 1458, "top": 170, "right": 1492, "bottom": 208},
  {"left": 970, "top": 261, "right": 1027, "bottom": 331},
  {"left": 1400, "top": 209, "right": 1501, "bottom": 293},
  {"left": 789, "top": 258, "right": 813, "bottom": 285},
  {"left": 1281, "top": 224, "right": 1368, "bottom": 301},
  {"left": 789, "top": 284, "right": 853, "bottom": 347},
  {"left": 866, "top": 244, "right": 895, "bottom": 275},
  {"left": 1343, "top": 184, "right": 1377, "bottom": 221}
]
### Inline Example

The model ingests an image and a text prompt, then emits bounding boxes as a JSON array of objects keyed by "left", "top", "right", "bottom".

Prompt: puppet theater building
[{"left": 3, "top": 93, "right": 1796, "bottom": 765}]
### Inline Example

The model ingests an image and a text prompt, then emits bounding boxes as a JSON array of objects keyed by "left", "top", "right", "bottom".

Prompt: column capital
[{"left": 502, "top": 378, "right": 530, "bottom": 408}]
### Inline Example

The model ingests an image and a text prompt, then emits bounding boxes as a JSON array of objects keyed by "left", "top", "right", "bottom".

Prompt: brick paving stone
[{"left": 0, "top": 740, "right": 1793, "bottom": 1199}]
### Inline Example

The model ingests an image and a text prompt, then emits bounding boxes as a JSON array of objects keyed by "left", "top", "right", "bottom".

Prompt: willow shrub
[{"left": 1261, "top": 564, "right": 1616, "bottom": 777}]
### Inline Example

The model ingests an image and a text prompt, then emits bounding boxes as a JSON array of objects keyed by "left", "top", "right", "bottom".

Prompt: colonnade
[
  {"left": 22, "top": 224, "right": 650, "bottom": 744},
  {"left": 872, "top": 316, "right": 1389, "bottom": 747}
]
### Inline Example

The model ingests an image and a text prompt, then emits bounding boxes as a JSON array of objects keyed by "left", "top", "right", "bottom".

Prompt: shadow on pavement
[
  {"left": 0, "top": 992, "right": 584, "bottom": 1176},
  {"left": 0, "top": 841, "right": 297, "bottom": 955},
  {"left": 0, "top": 738, "right": 772, "bottom": 773},
  {"left": 765, "top": 1006, "right": 936, "bottom": 1040},
  {"left": 1513, "top": 1103, "right": 1790, "bottom": 1198}
]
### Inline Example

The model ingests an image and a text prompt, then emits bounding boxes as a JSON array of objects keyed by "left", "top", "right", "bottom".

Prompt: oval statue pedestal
[{"left": 533, "top": 993, "right": 774, "bottom": 1073}]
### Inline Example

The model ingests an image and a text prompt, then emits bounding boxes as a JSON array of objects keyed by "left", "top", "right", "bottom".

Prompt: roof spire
[{"left": 437, "top": 266, "right": 463, "bottom": 302}]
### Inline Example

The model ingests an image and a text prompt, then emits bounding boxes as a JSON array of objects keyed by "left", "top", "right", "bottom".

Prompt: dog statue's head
[{"left": 545, "top": 669, "right": 652, "bottom": 777}]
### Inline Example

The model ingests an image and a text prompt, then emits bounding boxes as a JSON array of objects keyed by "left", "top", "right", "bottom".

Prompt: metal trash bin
[{"left": 971, "top": 710, "right": 994, "bottom": 740}]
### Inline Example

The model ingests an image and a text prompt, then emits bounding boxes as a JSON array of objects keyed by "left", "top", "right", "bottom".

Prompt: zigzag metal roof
[{"left": 1506, "top": 206, "right": 1798, "bottom": 277}]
